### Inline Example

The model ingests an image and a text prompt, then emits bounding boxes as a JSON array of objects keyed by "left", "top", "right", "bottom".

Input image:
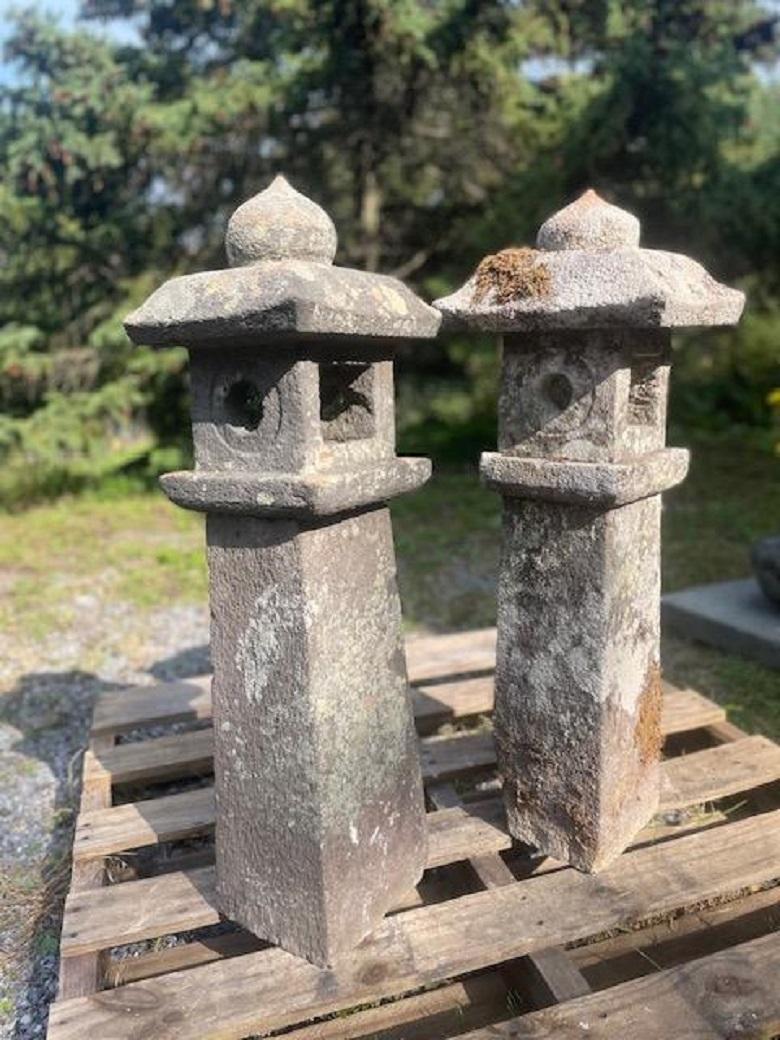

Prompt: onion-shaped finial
[
  {"left": 536, "top": 189, "right": 640, "bottom": 252},
  {"left": 225, "top": 175, "right": 338, "bottom": 267}
]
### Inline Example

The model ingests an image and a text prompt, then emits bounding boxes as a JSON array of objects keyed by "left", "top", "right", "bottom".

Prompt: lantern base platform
[
  {"left": 50, "top": 627, "right": 780, "bottom": 1040},
  {"left": 160, "top": 456, "right": 431, "bottom": 517}
]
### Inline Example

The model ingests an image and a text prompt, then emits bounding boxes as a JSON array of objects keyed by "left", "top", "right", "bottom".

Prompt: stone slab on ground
[{"left": 662, "top": 578, "right": 780, "bottom": 670}]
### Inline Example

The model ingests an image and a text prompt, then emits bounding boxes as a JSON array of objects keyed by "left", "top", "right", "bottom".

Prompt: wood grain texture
[
  {"left": 281, "top": 973, "right": 508, "bottom": 1040},
  {"left": 74, "top": 732, "right": 780, "bottom": 866},
  {"left": 89, "top": 675, "right": 725, "bottom": 755},
  {"left": 404, "top": 627, "right": 497, "bottom": 683},
  {"left": 660, "top": 735, "right": 780, "bottom": 809},
  {"left": 88, "top": 688, "right": 730, "bottom": 803},
  {"left": 91, "top": 678, "right": 212, "bottom": 737},
  {"left": 73, "top": 786, "right": 215, "bottom": 862},
  {"left": 454, "top": 932, "right": 780, "bottom": 1039},
  {"left": 571, "top": 885, "right": 780, "bottom": 989},
  {"left": 56, "top": 749, "right": 112, "bottom": 999},
  {"left": 48, "top": 811, "right": 780, "bottom": 1040}
]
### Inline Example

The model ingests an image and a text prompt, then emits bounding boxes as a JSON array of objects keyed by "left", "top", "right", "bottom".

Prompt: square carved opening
[
  {"left": 319, "top": 362, "right": 375, "bottom": 442},
  {"left": 628, "top": 358, "right": 663, "bottom": 426}
]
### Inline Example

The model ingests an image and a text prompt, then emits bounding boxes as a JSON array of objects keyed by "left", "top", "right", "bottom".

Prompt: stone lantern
[
  {"left": 434, "top": 190, "right": 744, "bottom": 871},
  {"left": 125, "top": 176, "right": 440, "bottom": 965}
]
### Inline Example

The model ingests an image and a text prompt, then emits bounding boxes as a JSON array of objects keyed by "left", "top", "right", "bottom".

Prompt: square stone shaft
[
  {"left": 209, "top": 505, "right": 427, "bottom": 966},
  {"left": 495, "top": 494, "right": 663, "bottom": 871}
]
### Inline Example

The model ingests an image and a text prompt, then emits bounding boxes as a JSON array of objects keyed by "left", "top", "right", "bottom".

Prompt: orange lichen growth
[
  {"left": 634, "top": 662, "right": 664, "bottom": 766},
  {"left": 472, "top": 247, "right": 551, "bottom": 305}
]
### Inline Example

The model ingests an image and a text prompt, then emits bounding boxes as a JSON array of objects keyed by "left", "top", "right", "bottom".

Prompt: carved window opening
[
  {"left": 319, "top": 363, "right": 375, "bottom": 442},
  {"left": 628, "top": 359, "right": 661, "bottom": 427},
  {"left": 224, "top": 378, "right": 265, "bottom": 431}
]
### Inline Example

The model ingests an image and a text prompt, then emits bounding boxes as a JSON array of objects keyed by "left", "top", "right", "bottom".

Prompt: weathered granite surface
[
  {"left": 433, "top": 190, "right": 744, "bottom": 872},
  {"left": 125, "top": 175, "right": 435, "bottom": 965},
  {"left": 210, "top": 507, "right": 426, "bottom": 963},
  {"left": 496, "top": 494, "right": 664, "bottom": 870},
  {"left": 752, "top": 535, "right": 780, "bottom": 606},
  {"left": 161, "top": 457, "right": 431, "bottom": 517}
]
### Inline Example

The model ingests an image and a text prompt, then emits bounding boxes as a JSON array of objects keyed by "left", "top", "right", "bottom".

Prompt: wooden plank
[
  {"left": 57, "top": 750, "right": 112, "bottom": 1000},
  {"left": 47, "top": 811, "right": 780, "bottom": 1040},
  {"left": 73, "top": 735, "right": 780, "bottom": 868},
  {"left": 91, "top": 687, "right": 731, "bottom": 795},
  {"left": 281, "top": 973, "right": 508, "bottom": 1040},
  {"left": 105, "top": 933, "right": 263, "bottom": 987},
  {"left": 660, "top": 735, "right": 780, "bottom": 809},
  {"left": 571, "top": 884, "right": 780, "bottom": 988},
  {"left": 514, "top": 947, "right": 591, "bottom": 1006},
  {"left": 465, "top": 838, "right": 590, "bottom": 1008},
  {"left": 94, "top": 728, "right": 214, "bottom": 786},
  {"left": 453, "top": 932, "right": 780, "bottom": 1039},
  {"left": 412, "top": 676, "right": 493, "bottom": 733},
  {"left": 420, "top": 731, "right": 495, "bottom": 783},
  {"left": 62, "top": 867, "right": 218, "bottom": 956},
  {"left": 91, "top": 678, "right": 212, "bottom": 738},
  {"left": 660, "top": 685, "right": 726, "bottom": 735},
  {"left": 404, "top": 627, "right": 497, "bottom": 683},
  {"left": 73, "top": 786, "right": 215, "bottom": 862}
]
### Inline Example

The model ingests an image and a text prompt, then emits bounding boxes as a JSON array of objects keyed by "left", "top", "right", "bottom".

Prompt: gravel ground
[{"left": 0, "top": 600, "right": 210, "bottom": 1040}]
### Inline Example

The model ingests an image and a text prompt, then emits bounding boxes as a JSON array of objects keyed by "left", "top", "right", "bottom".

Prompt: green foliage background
[{"left": 1, "top": 0, "right": 779, "bottom": 506}]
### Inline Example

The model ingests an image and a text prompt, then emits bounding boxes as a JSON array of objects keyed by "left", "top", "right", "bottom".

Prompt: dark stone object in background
[{"left": 752, "top": 535, "right": 780, "bottom": 606}]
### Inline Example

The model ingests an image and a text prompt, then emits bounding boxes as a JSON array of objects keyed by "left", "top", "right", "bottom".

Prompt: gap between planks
[
  {"left": 61, "top": 734, "right": 780, "bottom": 959},
  {"left": 72, "top": 733, "right": 780, "bottom": 867},
  {"left": 85, "top": 683, "right": 728, "bottom": 796},
  {"left": 453, "top": 931, "right": 780, "bottom": 1040}
]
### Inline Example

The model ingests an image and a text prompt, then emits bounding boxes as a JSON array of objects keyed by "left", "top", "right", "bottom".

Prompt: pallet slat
[
  {"left": 73, "top": 786, "right": 216, "bottom": 862},
  {"left": 88, "top": 673, "right": 725, "bottom": 761},
  {"left": 660, "top": 734, "right": 780, "bottom": 809},
  {"left": 74, "top": 734, "right": 780, "bottom": 866},
  {"left": 91, "top": 678, "right": 212, "bottom": 738},
  {"left": 90, "top": 685, "right": 728, "bottom": 797},
  {"left": 455, "top": 932, "right": 780, "bottom": 1039},
  {"left": 404, "top": 627, "right": 497, "bottom": 682},
  {"left": 47, "top": 811, "right": 780, "bottom": 1040}
]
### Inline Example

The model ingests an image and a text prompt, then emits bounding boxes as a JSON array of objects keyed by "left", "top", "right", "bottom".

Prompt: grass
[
  {"left": 0, "top": 437, "right": 777, "bottom": 736},
  {"left": 0, "top": 491, "right": 206, "bottom": 640}
]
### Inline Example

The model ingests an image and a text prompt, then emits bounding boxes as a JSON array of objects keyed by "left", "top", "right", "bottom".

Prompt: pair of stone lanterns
[{"left": 125, "top": 177, "right": 743, "bottom": 967}]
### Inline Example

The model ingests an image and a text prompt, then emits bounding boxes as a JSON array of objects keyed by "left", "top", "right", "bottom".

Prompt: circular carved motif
[
  {"left": 210, "top": 369, "right": 282, "bottom": 455},
  {"left": 504, "top": 347, "right": 595, "bottom": 446}
]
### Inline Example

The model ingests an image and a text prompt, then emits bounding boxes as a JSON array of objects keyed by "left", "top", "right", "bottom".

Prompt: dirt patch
[{"left": 472, "top": 247, "right": 551, "bottom": 305}]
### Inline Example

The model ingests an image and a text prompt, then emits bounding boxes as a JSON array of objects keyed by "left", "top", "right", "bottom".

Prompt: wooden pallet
[{"left": 47, "top": 627, "right": 780, "bottom": 1040}]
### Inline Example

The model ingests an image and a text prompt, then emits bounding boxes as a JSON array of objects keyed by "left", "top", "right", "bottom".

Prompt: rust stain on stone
[
  {"left": 472, "top": 247, "right": 551, "bottom": 305},
  {"left": 635, "top": 662, "right": 663, "bottom": 765}
]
